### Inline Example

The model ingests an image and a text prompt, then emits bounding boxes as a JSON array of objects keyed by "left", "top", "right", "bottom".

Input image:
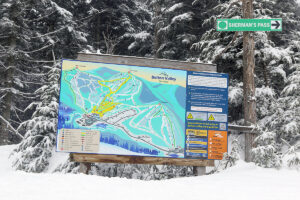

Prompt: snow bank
[{"left": 1, "top": 145, "right": 300, "bottom": 200}]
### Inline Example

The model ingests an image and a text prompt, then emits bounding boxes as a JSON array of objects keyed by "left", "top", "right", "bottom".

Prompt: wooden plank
[
  {"left": 77, "top": 53, "right": 216, "bottom": 72},
  {"left": 228, "top": 124, "right": 257, "bottom": 133},
  {"left": 71, "top": 153, "right": 214, "bottom": 167}
]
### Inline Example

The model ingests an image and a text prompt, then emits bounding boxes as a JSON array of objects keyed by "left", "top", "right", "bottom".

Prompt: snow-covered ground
[{"left": 1, "top": 145, "right": 300, "bottom": 200}]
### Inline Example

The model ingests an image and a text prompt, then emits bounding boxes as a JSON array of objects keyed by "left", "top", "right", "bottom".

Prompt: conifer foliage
[
  {"left": 11, "top": 63, "right": 60, "bottom": 172},
  {"left": 192, "top": 0, "right": 300, "bottom": 168},
  {"left": 1, "top": 0, "right": 299, "bottom": 175}
]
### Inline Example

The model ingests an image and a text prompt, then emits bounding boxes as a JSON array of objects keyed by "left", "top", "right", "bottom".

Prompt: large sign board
[
  {"left": 57, "top": 59, "right": 228, "bottom": 160},
  {"left": 217, "top": 19, "right": 282, "bottom": 31}
]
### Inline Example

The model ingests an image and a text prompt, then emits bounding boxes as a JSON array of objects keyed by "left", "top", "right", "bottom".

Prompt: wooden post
[
  {"left": 242, "top": 0, "right": 257, "bottom": 162},
  {"left": 193, "top": 166, "right": 206, "bottom": 176},
  {"left": 79, "top": 163, "right": 91, "bottom": 174}
]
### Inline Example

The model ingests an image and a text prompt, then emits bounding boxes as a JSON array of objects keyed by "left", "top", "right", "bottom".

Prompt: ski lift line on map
[
  {"left": 93, "top": 72, "right": 177, "bottom": 149},
  {"left": 92, "top": 73, "right": 132, "bottom": 117},
  {"left": 64, "top": 68, "right": 108, "bottom": 114}
]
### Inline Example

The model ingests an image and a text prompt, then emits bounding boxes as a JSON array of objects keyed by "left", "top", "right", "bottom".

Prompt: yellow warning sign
[
  {"left": 208, "top": 114, "right": 215, "bottom": 121},
  {"left": 187, "top": 113, "right": 193, "bottom": 119}
]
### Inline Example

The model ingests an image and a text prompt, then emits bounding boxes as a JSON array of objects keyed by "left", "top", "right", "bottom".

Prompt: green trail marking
[{"left": 217, "top": 19, "right": 282, "bottom": 31}]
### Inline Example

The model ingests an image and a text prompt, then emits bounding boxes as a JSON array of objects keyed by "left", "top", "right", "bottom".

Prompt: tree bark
[{"left": 242, "top": 0, "right": 256, "bottom": 162}]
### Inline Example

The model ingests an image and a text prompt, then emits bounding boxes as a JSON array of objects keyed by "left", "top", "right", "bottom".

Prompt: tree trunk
[{"left": 242, "top": 0, "right": 256, "bottom": 162}]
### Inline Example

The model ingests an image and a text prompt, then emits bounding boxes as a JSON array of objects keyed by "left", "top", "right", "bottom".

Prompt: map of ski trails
[{"left": 57, "top": 59, "right": 229, "bottom": 160}]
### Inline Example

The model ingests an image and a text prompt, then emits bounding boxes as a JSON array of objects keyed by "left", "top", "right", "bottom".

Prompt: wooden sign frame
[{"left": 69, "top": 53, "right": 217, "bottom": 168}]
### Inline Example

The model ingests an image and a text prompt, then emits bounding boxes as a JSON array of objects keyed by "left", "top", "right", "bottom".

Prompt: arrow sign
[
  {"left": 217, "top": 19, "right": 282, "bottom": 31},
  {"left": 271, "top": 21, "right": 280, "bottom": 29}
]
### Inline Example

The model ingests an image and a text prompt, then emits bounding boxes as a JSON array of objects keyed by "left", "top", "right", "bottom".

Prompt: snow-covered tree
[
  {"left": 0, "top": 0, "right": 42, "bottom": 145},
  {"left": 152, "top": 0, "right": 218, "bottom": 60},
  {"left": 82, "top": 0, "right": 152, "bottom": 56},
  {"left": 252, "top": 130, "right": 281, "bottom": 168},
  {"left": 222, "top": 136, "right": 241, "bottom": 168},
  {"left": 191, "top": 0, "right": 300, "bottom": 168},
  {"left": 11, "top": 63, "right": 60, "bottom": 172},
  {"left": 0, "top": 0, "right": 88, "bottom": 145}
]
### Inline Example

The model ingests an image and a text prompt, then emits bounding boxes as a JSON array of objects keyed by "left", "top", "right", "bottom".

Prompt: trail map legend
[{"left": 57, "top": 129, "right": 100, "bottom": 153}]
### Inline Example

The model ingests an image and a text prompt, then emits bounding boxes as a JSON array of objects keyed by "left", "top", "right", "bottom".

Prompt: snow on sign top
[{"left": 56, "top": 58, "right": 229, "bottom": 160}]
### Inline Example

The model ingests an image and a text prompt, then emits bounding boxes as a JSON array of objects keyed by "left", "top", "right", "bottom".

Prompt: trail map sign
[
  {"left": 57, "top": 59, "right": 228, "bottom": 160},
  {"left": 217, "top": 19, "right": 282, "bottom": 31}
]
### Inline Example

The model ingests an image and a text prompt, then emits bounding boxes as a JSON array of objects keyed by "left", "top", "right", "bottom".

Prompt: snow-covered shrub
[
  {"left": 217, "top": 136, "right": 241, "bottom": 171},
  {"left": 54, "top": 158, "right": 80, "bottom": 174},
  {"left": 11, "top": 64, "right": 60, "bottom": 173},
  {"left": 252, "top": 130, "right": 281, "bottom": 168},
  {"left": 255, "top": 87, "right": 277, "bottom": 119}
]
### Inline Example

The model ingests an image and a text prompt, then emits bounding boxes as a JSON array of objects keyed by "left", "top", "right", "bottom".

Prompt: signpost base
[
  {"left": 79, "top": 162, "right": 91, "bottom": 174},
  {"left": 193, "top": 166, "right": 206, "bottom": 176}
]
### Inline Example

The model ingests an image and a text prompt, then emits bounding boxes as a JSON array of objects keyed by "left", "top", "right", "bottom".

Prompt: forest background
[{"left": 0, "top": 0, "right": 299, "bottom": 179}]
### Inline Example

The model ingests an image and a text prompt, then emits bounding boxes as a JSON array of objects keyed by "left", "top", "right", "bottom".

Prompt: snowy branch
[
  {"left": 30, "top": 27, "right": 67, "bottom": 39},
  {"left": 27, "top": 60, "right": 56, "bottom": 64},
  {"left": 18, "top": 80, "right": 44, "bottom": 85},
  {"left": 0, "top": 93, "right": 7, "bottom": 101},
  {"left": 24, "top": 11, "right": 57, "bottom": 23},
  {"left": 0, "top": 115, "right": 24, "bottom": 140},
  {"left": 16, "top": 68, "right": 48, "bottom": 76},
  {"left": 17, "top": 43, "right": 54, "bottom": 54},
  {"left": 215, "top": 32, "right": 239, "bottom": 61}
]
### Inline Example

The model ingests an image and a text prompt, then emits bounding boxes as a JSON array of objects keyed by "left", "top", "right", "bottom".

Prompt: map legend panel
[{"left": 57, "top": 129, "right": 100, "bottom": 153}]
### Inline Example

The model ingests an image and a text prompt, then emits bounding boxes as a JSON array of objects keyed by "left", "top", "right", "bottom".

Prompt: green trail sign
[{"left": 217, "top": 19, "right": 282, "bottom": 31}]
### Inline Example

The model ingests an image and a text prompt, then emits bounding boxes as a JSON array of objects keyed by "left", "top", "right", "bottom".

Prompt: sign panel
[
  {"left": 217, "top": 19, "right": 282, "bottom": 31},
  {"left": 57, "top": 59, "right": 228, "bottom": 160},
  {"left": 185, "top": 71, "right": 228, "bottom": 159}
]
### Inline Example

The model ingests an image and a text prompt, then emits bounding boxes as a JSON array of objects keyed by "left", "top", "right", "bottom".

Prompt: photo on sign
[{"left": 57, "top": 60, "right": 187, "bottom": 158}]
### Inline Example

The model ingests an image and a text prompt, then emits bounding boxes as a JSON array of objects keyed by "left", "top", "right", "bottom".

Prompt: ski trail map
[{"left": 57, "top": 60, "right": 187, "bottom": 158}]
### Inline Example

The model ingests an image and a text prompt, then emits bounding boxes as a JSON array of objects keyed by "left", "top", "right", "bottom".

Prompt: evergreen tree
[
  {"left": 0, "top": 0, "right": 40, "bottom": 145},
  {"left": 192, "top": 0, "right": 300, "bottom": 168},
  {"left": 252, "top": 129, "right": 281, "bottom": 168},
  {"left": 0, "top": 0, "right": 88, "bottom": 145},
  {"left": 152, "top": 0, "right": 219, "bottom": 60},
  {"left": 11, "top": 63, "right": 60, "bottom": 172},
  {"left": 83, "top": 0, "right": 152, "bottom": 56}
]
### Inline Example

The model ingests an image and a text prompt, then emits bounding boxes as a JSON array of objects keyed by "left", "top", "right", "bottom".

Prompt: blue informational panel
[
  {"left": 57, "top": 60, "right": 228, "bottom": 160},
  {"left": 185, "top": 72, "right": 228, "bottom": 160}
]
